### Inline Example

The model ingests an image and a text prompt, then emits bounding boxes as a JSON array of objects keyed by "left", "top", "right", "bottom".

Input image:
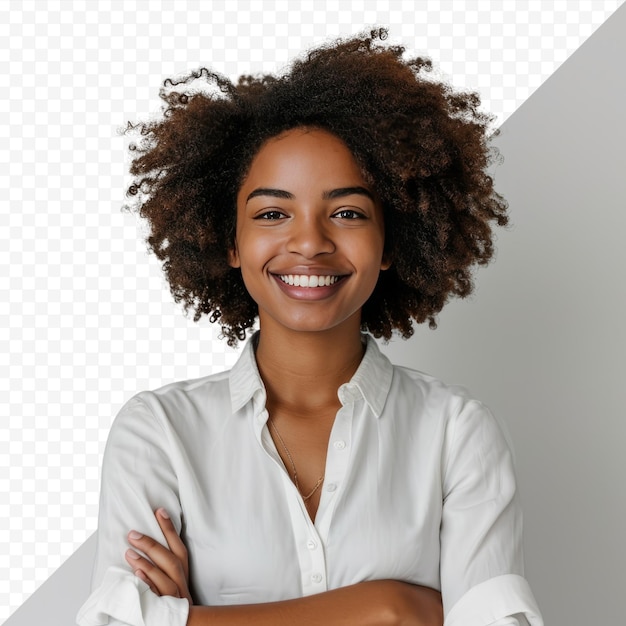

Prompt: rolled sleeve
[
  {"left": 444, "top": 575, "right": 542, "bottom": 626},
  {"left": 76, "top": 566, "right": 189, "bottom": 626},
  {"left": 76, "top": 395, "right": 189, "bottom": 626},
  {"left": 440, "top": 400, "right": 543, "bottom": 625}
]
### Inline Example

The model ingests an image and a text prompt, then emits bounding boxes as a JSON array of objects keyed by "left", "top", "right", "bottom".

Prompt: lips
[
  {"left": 271, "top": 272, "right": 348, "bottom": 300},
  {"left": 278, "top": 274, "right": 341, "bottom": 287}
]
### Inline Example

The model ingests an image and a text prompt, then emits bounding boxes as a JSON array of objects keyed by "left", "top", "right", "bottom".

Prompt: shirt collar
[
  {"left": 229, "top": 332, "right": 394, "bottom": 418},
  {"left": 229, "top": 332, "right": 266, "bottom": 415},
  {"left": 338, "top": 335, "right": 393, "bottom": 418}
]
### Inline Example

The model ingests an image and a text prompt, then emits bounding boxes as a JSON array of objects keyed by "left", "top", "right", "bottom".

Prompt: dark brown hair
[{"left": 126, "top": 28, "right": 507, "bottom": 346}]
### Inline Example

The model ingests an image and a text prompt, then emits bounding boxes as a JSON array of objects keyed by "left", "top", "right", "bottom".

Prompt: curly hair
[{"left": 125, "top": 28, "right": 507, "bottom": 346}]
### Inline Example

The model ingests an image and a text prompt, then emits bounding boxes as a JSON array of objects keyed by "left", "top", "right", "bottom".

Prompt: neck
[{"left": 255, "top": 318, "right": 365, "bottom": 417}]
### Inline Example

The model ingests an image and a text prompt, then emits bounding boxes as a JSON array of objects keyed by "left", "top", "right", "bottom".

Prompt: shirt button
[
  {"left": 326, "top": 483, "right": 337, "bottom": 492},
  {"left": 306, "top": 539, "right": 317, "bottom": 550},
  {"left": 311, "top": 573, "right": 323, "bottom": 583},
  {"left": 333, "top": 440, "right": 346, "bottom": 450}
]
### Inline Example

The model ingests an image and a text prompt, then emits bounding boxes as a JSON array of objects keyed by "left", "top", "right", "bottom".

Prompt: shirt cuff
[
  {"left": 444, "top": 574, "right": 543, "bottom": 626},
  {"left": 76, "top": 566, "right": 190, "bottom": 626}
]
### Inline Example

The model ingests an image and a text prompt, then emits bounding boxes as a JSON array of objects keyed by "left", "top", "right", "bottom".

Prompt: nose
[{"left": 286, "top": 214, "right": 335, "bottom": 258}]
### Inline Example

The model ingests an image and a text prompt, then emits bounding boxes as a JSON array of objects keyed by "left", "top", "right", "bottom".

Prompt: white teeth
[{"left": 279, "top": 274, "right": 340, "bottom": 287}]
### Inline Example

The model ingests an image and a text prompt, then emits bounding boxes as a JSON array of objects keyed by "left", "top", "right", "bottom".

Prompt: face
[{"left": 229, "top": 127, "right": 389, "bottom": 337}]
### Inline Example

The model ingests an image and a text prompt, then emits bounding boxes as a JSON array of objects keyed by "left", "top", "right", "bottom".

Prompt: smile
[{"left": 278, "top": 274, "right": 342, "bottom": 287}]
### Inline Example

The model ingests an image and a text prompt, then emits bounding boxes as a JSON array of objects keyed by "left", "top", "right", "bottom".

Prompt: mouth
[{"left": 276, "top": 274, "right": 344, "bottom": 288}]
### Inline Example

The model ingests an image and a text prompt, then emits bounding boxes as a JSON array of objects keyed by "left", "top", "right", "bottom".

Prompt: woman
[{"left": 78, "top": 30, "right": 543, "bottom": 626}]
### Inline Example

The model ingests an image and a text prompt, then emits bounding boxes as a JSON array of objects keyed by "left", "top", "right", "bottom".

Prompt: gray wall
[
  {"left": 383, "top": 5, "right": 626, "bottom": 624},
  {"left": 6, "top": 6, "right": 626, "bottom": 625}
]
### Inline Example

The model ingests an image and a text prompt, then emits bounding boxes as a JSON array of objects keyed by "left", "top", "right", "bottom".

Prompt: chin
[{"left": 261, "top": 312, "right": 362, "bottom": 336}]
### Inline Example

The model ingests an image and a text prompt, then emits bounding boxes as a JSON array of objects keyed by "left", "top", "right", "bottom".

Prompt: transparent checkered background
[{"left": 1, "top": 0, "right": 622, "bottom": 621}]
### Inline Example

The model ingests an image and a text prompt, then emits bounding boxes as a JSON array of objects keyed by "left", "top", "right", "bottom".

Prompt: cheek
[
  {"left": 359, "top": 233, "right": 386, "bottom": 273},
  {"left": 233, "top": 238, "right": 275, "bottom": 293}
]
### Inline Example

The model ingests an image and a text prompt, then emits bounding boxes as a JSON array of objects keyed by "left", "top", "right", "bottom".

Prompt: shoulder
[
  {"left": 389, "top": 362, "right": 478, "bottom": 417},
  {"left": 387, "top": 362, "right": 511, "bottom": 446},
  {"left": 140, "top": 368, "right": 231, "bottom": 408},
  {"left": 364, "top": 336, "right": 489, "bottom": 429},
  {"left": 111, "top": 368, "right": 235, "bottom": 436},
  {"left": 385, "top": 367, "right": 518, "bottom": 501}
]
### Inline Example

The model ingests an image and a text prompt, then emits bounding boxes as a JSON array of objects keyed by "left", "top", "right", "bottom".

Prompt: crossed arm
[{"left": 124, "top": 508, "right": 444, "bottom": 626}]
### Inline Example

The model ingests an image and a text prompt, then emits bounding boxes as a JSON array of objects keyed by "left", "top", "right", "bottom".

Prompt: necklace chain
[{"left": 268, "top": 418, "right": 325, "bottom": 502}]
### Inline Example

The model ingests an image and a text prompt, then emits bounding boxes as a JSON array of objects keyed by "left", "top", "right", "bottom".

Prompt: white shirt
[{"left": 77, "top": 335, "right": 543, "bottom": 626}]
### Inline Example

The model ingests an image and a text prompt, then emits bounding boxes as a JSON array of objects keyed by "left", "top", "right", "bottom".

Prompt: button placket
[
  {"left": 301, "top": 521, "right": 327, "bottom": 595},
  {"left": 314, "top": 401, "right": 354, "bottom": 544},
  {"left": 276, "top": 465, "right": 327, "bottom": 596}
]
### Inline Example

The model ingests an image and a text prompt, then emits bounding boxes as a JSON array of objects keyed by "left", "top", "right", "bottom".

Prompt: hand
[{"left": 125, "top": 507, "right": 193, "bottom": 605}]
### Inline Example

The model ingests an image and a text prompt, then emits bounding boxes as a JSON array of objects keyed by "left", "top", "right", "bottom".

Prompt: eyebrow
[
  {"left": 246, "top": 186, "right": 374, "bottom": 203},
  {"left": 323, "top": 186, "right": 374, "bottom": 201},
  {"left": 246, "top": 188, "right": 295, "bottom": 202}
]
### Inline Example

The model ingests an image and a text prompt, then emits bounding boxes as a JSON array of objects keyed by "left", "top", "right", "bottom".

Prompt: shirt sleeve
[
  {"left": 440, "top": 399, "right": 543, "bottom": 626},
  {"left": 76, "top": 395, "right": 190, "bottom": 626}
]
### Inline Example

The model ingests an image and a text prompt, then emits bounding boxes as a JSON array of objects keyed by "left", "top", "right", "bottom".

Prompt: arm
[
  {"left": 187, "top": 582, "right": 442, "bottom": 626},
  {"left": 77, "top": 396, "right": 190, "bottom": 626},
  {"left": 129, "top": 510, "right": 443, "bottom": 626},
  {"left": 439, "top": 400, "right": 543, "bottom": 626}
]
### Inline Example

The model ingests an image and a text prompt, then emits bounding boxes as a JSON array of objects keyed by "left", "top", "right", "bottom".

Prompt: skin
[
  {"left": 230, "top": 127, "right": 390, "bottom": 340},
  {"left": 123, "top": 128, "right": 444, "bottom": 625},
  {"left": 229, "top": 127, "right": 390, "bottom": 520}
]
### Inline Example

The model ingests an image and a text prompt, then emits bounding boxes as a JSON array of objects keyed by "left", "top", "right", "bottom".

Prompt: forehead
[{"left": 240, "top": 127, "right": 369, "bottom": 192}]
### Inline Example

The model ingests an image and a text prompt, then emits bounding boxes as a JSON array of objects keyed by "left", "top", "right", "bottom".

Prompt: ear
[
  {"left": 228, "top": 243, "right": 240, "bottom": 268},
  {"left": 380, "top": 252, "right": 392, "bottom": 271}
]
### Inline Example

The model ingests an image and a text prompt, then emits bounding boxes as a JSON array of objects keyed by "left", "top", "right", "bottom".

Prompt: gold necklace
[{"left": 268, "top": 418, "right": 325, "bottom": 502}]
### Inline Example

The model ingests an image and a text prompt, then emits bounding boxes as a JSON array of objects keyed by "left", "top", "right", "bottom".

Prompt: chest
[
  {"left": 266, "top": 407, "right": 337, "bottom": 522},
  {"left": 177, "top": 402, "right": 444, "bottom": 604}
]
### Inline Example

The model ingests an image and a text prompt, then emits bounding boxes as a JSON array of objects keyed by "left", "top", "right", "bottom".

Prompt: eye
[
  {"left": 332, "top": 208, "right": 366, "bottom": 220},
  {"left": 255, "top": 210, "right": 287, "bottom": 220}
]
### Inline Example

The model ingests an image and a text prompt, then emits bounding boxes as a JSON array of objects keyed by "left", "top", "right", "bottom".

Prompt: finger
[
  {"left": 133, "top": 567, "right": 158, "bottom": 595},
  {"left": 128, "top": 530, "right": 187, "bottom": 597},
  {"left": 127, "top": 531, "right": 186, "bottom": 589},
  {"left": 125, "top": 548, "right": 180, "bottom": 598},
  {"left": 155, "top": 508, "right": 189, "bottom": 579}
]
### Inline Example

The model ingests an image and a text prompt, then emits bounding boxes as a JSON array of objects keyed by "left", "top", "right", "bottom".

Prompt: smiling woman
[
  {"left": 77, "top": 29, "right": 543, "bottom": 626},
  {"left": 230, "top": 128, "right": 389, "bottom": 343}
]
